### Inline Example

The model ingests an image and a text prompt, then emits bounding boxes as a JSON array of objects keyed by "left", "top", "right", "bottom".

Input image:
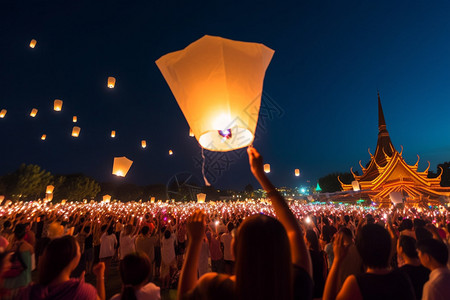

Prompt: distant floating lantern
[
  {"left": 45, "top": 193, "right": 53, "bottom": 202},
  {"left": 0, "top": 109, "right": 6, "bottom": 118},
  {"left": 46, "top": 185, "right": 54, "bottom": 194},
  {"left": 169, "top": 150, "right": 173, "bottom": 155},
  {"left": 389, "top": 191, "right": 403, "bottom": 205},
  {"left": 54, "top": 99, "right": 63, "bottom": 111},
  {"left": 141, "top": 140, "right": 147, "bottom": 148},
  {"left": 30, "top": 108, "right": 38, "bottom": 117},
  {"left": 29, "top": 39, "right": 37, "bottom": 48},
  {"left": 73, "top": 116, "right": 77, "bottom": 123},
  {"left": 111, "top": 130, "right": 116, "bottom": 138},
  {"left": 72, "top": 126, "right": 81, "bottom": 137},
  {"left": 197, "top": 193, "right": 206, "bottom": 203},
  {"left": 103, "top": 194, "right": 111, "bottom": 203},
  {"left": 60, "top": 199, "right": 66, "bottom": 205},
  {"left": 0, "top": 195, "right": 4, "bottom": 203},
  {"left": 112, "top": 156, "right": 133, "bottom": 177},
  {"left": 189, "top": 128, "right": 194, "bottom": 137},
  {"left": 41, "top": 134, "right": 46, "bottom": 140},
  {"left": 107, "top": 77, "right": 116, "bottom": 88},
  {"left": 156, "top": 35, "right": 274, "bottom": 152},
  {"left": 150, "top": 197, "right": 155, "bottom": 203},
  {"left": 351, "top": 181, "right": 360, "bottom": 192},
  {"left": 295, "top": 169, "right": 300, "bottom": 177},
  {"left": 264, "top": 164, "right": 270, "bottom": 173}
]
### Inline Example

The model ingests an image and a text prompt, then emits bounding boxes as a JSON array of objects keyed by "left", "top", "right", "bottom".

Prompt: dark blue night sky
[{"left": 1, "top": 0, "right": 450, "bottom": 190}]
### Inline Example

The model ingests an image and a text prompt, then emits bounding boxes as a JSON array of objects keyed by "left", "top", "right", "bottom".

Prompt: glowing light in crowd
[
  {"left": 156, "top": 35, "right": 274, "bottom": 151},
  {"left": 29, "top": 39, "right": 37, "bottom": 48},
  {"left": 107, "top": 77, "right": 116, "bottom": 88},
  {"left": 30, "top": 108, "right": 38, "bottom": 117},
  {"left": 72, "top": 126, "right": 81, "bottom": 137},
  {"left": 112, "top": 156, "right": 133, "bottom": 177},
  {"left": 264, "top": 164, "right": 270, "bottom": 173},
  {"left": 54, "top": 99, "right": 63, "bottom": 111}
]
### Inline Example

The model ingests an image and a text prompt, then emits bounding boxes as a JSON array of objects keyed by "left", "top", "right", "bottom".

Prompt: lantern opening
[{"left": 218, "top": 129, "right": 232, "bottom": 139}]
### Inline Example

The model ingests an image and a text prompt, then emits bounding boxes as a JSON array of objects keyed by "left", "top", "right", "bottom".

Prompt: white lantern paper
[
  {"left": 264, "top": 164, "right": 270, "bottom": 173},
  {"left": 156, "top": 35, "right": 274, "bottom": 151},
  {"left": 389, "top": 192, "right": 403, "bottom": 205},
  {"left": 197, "top": 193, "right": 206, "bottom": 203},
  {"left": 351, "top": 181, "right": 360, "bottom": 192},
  {"left": 112, "top": 156, "right": 133, "bottom": 177},
  {"left": 46, "top": 185, "right": 54, "bottom": 194}
]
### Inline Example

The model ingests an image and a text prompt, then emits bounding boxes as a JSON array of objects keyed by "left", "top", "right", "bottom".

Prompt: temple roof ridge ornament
[{"left": 359, "top": 160, "right": 366, "bottom": 172}]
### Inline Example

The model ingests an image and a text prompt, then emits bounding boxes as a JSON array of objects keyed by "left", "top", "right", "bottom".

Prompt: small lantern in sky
[
  {"left": 150, "top": 197, "right": 155, "bottom": 203},
  {"left": 108, "top": 77, "right": 116, "bottom": 88},
  {"left": 73, "top": 116, "right": 77, "bottom": 123},
  {"left": 156, "top": 35, "right": 274, "bottom": 152},
  {"left": 41, "top": 134, "right": 46, "bottom": 140},
  {"left": 30, "top": 108, "right": 38, "bottom": 117},
  {"left": 46, "top": 185, "right": 54, "bottom": 194},
  {"left": 295, "top": 169, "right": 300, "bottom": 177},
  {"left": 197, "top": 193, "right": 206, "bottom": 203},
  {"left": 45, "top": 193, "right": 53, "bottom": 202},
  {"left": 103, "top": 194, "right": 111, "bottom": 203},
  {"left": 61, "top": 199, "right": 66, "bottom": 205},
  {"left": 29, "top": 39, "right": 37, "bottom": 48},
  {"left": 169, "top": 150, "right": 173, "bottom": 155},
  {"left": 72, "top": 126, "right": 81, "bottom": 137},
  {"left": 111, "top": 130, "right": 116, "bottom": 138},
  {"left": 264, "top": 164, "right": 270, "bottom": 173},
  {"left": 189, "top": 128, "right": 194, "bottom": 137},
  {"left": 0, "top": 109, "right": 6, "bottom": 118},
  {"left": 141, "top": 140, "right": 147, "bottom": 148},
  {"left": 112, "top": 156, "right": 133, "bottom": 177},
  {"left": 351, "top": 181, "right": 360, "bottom": 192},
  {"left": 54, "top": 99, "right": 63, "bottom": 111},
  {"left": 389, "top": 191, "right": 403, "bottom": 205}
]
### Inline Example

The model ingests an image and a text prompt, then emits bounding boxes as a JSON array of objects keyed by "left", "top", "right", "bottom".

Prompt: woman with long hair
[
  {"left": 177, "top": 146, "right": 313, "bottom": 300},
  {"left": 18, "top": 235, "right": 105, "bottom": 300},
  {"left": 110, "top": 252, "right": 160, "bottom": 300}
]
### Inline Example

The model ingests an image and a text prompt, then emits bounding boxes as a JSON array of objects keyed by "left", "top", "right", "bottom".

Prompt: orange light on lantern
[
  {"left": 54, "top": 99, "right": 63, "bottom": 111},
  {"left": 169, "top": 150, "right": 173, "bottom": 155},
  {"left": 264, "top": 164, "right": 270, "bottom": 173},
  {"left": 156, "top": 35, "right": 274, "bottom": 152},
  {"left": 46, "top": 185, "right": 54, "bottom": 194},
  {"left": 197, "top": 193, "right": 206, "bottom": 203},
  {"left": 150, "top": 197, "right": 155, "bottom": 203},
  {"left": 295, "top": 169, "right": 300, "bottom": 176},
  {"left": 189, "top": 128, "right": 194, "bottom": 137},
  {"left": 351, "top": 181, "right": 360, "bottom": 192},
  {"left": 141, "top": 140, "right": 146, "bottom": 148},
  {"left": 111, "top": 130, "right": 116, "bottom": 138},
  {"left": 0, "top": 109, "right": 6, "bottom": 118},
  {"left": 103, "top": 194, "right": 111, "bottom": 203},
  {"left": 41, "top": 134, "right": 47, "bottom": 140},
  {"left": 72, "top": 126, "right": 81, "bottom": 137},
  {"left": 107, "top": 77, "right": 116, "bottom": 88},
  {"left": 73, "top": 116, "right": 77, "bottom": 123},
  {"left": 112, "top": 156, "right": 133, "bottom": 177},
  {"left": 30, "top": 108, "right": 38, "bottom": 117},
  {"left": 29, "top": 39, "right": 37, "bottom": 48}
]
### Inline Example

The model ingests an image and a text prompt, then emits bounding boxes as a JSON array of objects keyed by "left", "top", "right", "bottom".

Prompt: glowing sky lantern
[
  {"left": 112, "top": 156, "right": 133, "bottom": 177},
  {"left": 169, "top": 150, "right": 173, "bottom": 155},
  {"left": 73, "top": 116, "right": 77, "bottom": 123},
  {"left": 54, "top": 99, "right": 63, "bottom": 111},
  {"left": 111, "top": 130, "right": 116, "bottom": 138},
  {"left": 351, "top": 181, "right": 361, "bottom": 192},
  {"left": 197, "top": 193, "right": 206, "bottom": 203},
  {"left": 72, "top": 126, "right": 81, "bottom": 137},
  {"left": 295, "top": 169, "right": 300, "bottom": 176},
  {"left": 264, "top": 164, "right": 270, "bottom": 173},
  {"left": 45, "top": 193, "right": 53, "bottom": 202},
  {"left": 107, "top": 77, "right": 116, "bottom": 88},
  {"left": 150, "top": 197, "right": 155, "bottom": 203},
  {"left": 389, "top": 191, "right": 403, "bottom": 205},
  {"left": 0, "top": 109, "right": 6, "bottom": 118},
  {"left": 41, "top": 134, "right": 46, "bottom": 140},
  {"left": 189, "top": 128, "right": 194, "bottom": 137},
  {"left": 46, "top": 185, "right": 54, "bottom": 194},
  {"left": 30, "top": 108, "right": 38, "bottom": 117},
  {"left": 29, "top": 39, "right": 37, "bottom": 48},
  {"left": 141, "top": 140, "right": 147, "bottom": 148},
  {"left": 156, "top": 35, "right": 274, "bottom": 151},
  {"left": 103, "top": 194, "right": 111, "bottom": 203}
]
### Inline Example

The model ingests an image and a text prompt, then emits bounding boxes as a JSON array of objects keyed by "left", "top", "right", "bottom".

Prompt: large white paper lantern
[{"left": 112, "top": 156, "right": 133, "bottom": 177}]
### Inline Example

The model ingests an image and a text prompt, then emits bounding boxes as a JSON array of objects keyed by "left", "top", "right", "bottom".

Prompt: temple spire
[{"left": 378, "top": 91, "right": 386, "bottom": 130}]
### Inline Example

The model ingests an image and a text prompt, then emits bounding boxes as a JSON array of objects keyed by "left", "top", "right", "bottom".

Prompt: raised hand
[
  {"left": 187, "top": 210, "right": 206, "bottom": 243},
  {"left": 93, "top": 262, "right": 105, "bottom": 278},
  {"left": 247, "top": 146, "right": 264, "bottom": 177},
  {"left": 333, "top": 232, "right": 350, "bottom": 263}
]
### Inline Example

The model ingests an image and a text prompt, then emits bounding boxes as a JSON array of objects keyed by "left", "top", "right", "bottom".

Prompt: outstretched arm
[{"left": 247, "top": 146, "right": 312, "bottom": 277}]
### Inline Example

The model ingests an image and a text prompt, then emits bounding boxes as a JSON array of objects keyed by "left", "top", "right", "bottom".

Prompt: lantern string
[{"left": 201, "top": 147, "right": 211, "bottom": 186}]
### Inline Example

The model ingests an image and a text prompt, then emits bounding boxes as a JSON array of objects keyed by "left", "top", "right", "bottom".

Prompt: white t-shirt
[
  {"left": 120, "top": 232, "right": 137, "bottom": 260},
  {"left": 220, "top": 233, "right": 234, "bottom": 261},
  {"left": 161, "top": 234, "right": 176, "bottom": 265},
  {"left": 99, "top": 232, "right": 117, "bottom": 259},
  {"left": 110, "top": 282, "right": 160, "bottom": 300}
]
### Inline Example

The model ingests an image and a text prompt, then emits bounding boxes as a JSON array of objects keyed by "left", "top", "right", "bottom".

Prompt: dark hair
[
  {"left": 399, "top": 219, "right": 413, "bottom": 231},
  {"left": 306, "top": 229, "right": 320, "bottom": 252},
  {"left": 84, "top": 226, "right": 91, "bottom": 234},
  {"left": 164, "top": 230, "right": 171, "bottom": 239},
  {"left": 417, "top": 238, "right": 448, "bottom": 266},
  {"left": 107, "top": 226, "right": 114, "bottom": 235},
  {"left": 344, "top": 215, "right": 350, "bottom": 223},
  {"left": 398, "top": 235, "right": 418, "bottom": 259},
  {"left": 413, "top": 218, "right": 426, "bottom": 229},
  {"left": 14, "top": 224, "right": 27, "bottom": 240},
  {"left": 234, "top": 214, "right": 292, "bottom": 300},
  {"left": 3, "top": 220, "right": 11, "bottom": 230},
  {"left": 356, "top": 224, "right": 391, "bottom": 269},
  {"left": 415, "top": 227, "right": 433, "bottom": 242},
  {"left": 321, "top": 231, "right": 331, "bottom": 244},
  {"left": 38, "top": 236, "right": 79, "bottom": 285},
  {"left": 119, "top": 252, "right": 151, "bottom": 300},
  {"left": 339, "top": 227, "right": 353, "bottom": 239},
  {"left": 227, "top": 222, "right": 235, "bottom": 233},
  {"left": 141, "top": 226, "right": 149, "bottom": 236}
]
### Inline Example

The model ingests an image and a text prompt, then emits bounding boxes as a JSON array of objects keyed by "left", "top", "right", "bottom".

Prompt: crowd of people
[{"left": 0, "top": 147, "right": 449, "bottom": 299}]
